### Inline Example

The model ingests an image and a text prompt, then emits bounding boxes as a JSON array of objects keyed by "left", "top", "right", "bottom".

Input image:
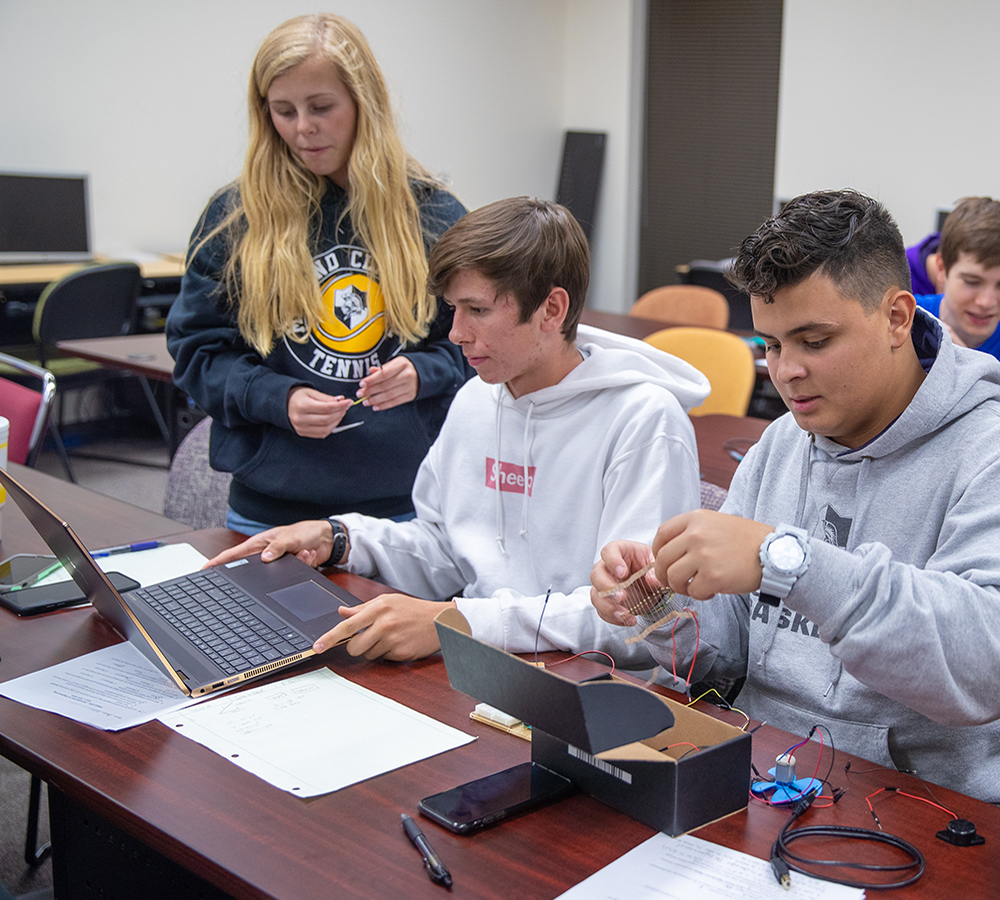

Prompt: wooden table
[
  {"left": 580, "top": 308, "right": 675, "bottom": 340},
  {"left": 581, "top": 307, "right": 771, "bottom": 380},
  {"left": 693, "top": 413, "right": 771, "bottom": 489},
  {"left": 0, "top": 462, "right": 190, "bottom": 555},
  {"left": 0, "top": 257, "right": 184, "bottom": 289},
  {"left": 0, "top": 471, "right": 997, "bottom": 899},
  {"left": 55, "top": 332, "right": 174, "bottom": 384}
]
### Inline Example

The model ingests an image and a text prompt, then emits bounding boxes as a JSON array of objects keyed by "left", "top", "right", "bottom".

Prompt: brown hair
[
  {"left": 939, "top": 197, "right": 1000, "bottom": 272},
  {"left": 427, "top": 197, "right": 589, "bottom": 341}
]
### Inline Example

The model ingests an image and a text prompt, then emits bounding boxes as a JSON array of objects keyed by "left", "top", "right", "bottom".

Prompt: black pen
[{"left": 401, "top": 813, "right": 452, "bottom": 888}]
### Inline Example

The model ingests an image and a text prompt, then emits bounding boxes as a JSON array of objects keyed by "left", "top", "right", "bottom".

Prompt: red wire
[
  {"left": 866, "top": 787, "right": 958, "bottom": 821},
  {"left": 547, "top": 650, "right": 616, "bottom": 675}
]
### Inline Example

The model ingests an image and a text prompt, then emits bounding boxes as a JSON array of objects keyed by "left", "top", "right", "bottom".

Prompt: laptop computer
[{"left": 0, "top": 466, "right": 361, "bottom": 697}]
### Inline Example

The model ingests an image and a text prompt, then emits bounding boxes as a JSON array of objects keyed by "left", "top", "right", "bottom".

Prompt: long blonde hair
[{"left": 215, "top": 14, "right": 442, "bottom": 355}]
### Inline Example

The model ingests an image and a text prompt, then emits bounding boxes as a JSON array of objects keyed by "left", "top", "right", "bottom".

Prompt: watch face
[{"left": 769, "top": 534, "right": 806, "bottom": 573}]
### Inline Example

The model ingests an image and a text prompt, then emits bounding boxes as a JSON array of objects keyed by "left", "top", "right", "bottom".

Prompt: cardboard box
[{"left": 435, "top": 608, "right": 751, "bottom": 835}]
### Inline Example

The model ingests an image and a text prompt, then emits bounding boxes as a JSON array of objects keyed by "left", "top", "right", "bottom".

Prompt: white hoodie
[{"left": 338, "top": 325, "right": 710, "bottom": 666}]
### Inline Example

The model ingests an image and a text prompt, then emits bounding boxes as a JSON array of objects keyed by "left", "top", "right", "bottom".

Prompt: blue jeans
[{"left": 226, "top": 507, "right": 416, "bottom": 536}]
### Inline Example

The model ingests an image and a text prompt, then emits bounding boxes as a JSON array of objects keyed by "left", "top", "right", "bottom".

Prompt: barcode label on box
[{"left": 568, "top": 745, "right": 633, "bottom": 784}]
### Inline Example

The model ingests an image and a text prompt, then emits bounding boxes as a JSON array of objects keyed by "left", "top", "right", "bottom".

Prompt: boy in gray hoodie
[{"left": 592, "top": 189, "right": 1000, "bottom": 802}]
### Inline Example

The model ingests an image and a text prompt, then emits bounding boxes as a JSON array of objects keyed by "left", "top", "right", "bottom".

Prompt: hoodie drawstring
[
  {"left": 494, "top": 396, "right": 506, "bottom": 554},
  {"left": 492, "top": 393, "right": 537, "bottom": 551},
  {"left": 519, "top": 402, "right": 535, "bottom": 537}
]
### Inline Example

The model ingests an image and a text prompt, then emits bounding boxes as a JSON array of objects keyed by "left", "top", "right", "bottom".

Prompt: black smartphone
[
  {"left": 0, "top": 554, "right": 58, "bottom": 592},
  {"left": 0, "top": 572, "right": 140, "bottom": 616},
  {"left": 418, "top": 762, "right": 574, "bottom": 834}
]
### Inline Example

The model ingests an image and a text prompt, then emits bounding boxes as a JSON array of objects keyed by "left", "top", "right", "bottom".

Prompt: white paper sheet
[
  {"left": 33, "top": 542, "right": 208, "bottom": 593},
  {"left": 0, "top": 642, "right": 210, "bottom": 729},
  {"left": 159, "top": 669, "right": 476, "bottom": 797},
  {"left": 555, "top": 833, "right": 865, "bottom": 900}
]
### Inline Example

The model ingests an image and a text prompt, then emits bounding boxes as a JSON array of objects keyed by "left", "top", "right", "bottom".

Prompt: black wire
[
  {"left": 771, "top": 798, "right": 925, "bottom": 890},
  {"left": 533, "top": 587, "right": 552, "bottom": 663},
  {"left": 812, "top": 723, "right": 837, "bottom": 794}
]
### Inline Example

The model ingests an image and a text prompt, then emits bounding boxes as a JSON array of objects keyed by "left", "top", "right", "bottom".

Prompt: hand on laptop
[
  {"left": 312, "top": 594, "right": 457, "bottom": 661},
  {"left": 204, "top": 520, "right": 334, "bottom": 570}
]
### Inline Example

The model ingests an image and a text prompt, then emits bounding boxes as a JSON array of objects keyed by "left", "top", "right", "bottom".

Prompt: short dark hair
[
  {"left": 427, "top": 197, "right": 589, "bottom": 341},
  {"left": 728, "top": 189, "right": 910, "bottom": 310},
  {"left": 939, "top": 196, "right": 1000, "bottom": 272}
]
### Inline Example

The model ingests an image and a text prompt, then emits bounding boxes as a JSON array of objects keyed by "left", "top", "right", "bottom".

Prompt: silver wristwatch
[{"left": 758, "top": 524, "right": 810, "bottom": 607}]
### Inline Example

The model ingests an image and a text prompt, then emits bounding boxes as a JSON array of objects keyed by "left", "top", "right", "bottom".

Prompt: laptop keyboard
[{"left": 131, "top": 569, "right": 313, "bottom": 675}]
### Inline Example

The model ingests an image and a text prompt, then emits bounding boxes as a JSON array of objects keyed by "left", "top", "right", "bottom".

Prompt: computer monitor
[{"left": 0, "top": 171, "right": 91, "bottom": 263}]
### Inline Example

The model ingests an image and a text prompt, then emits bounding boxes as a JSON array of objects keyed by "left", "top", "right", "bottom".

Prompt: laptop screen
[
  {"left": 0, "top": 466, "right": 140, "bottom": 639},
  {"left": 0, "top": 172, "right": 91, "bottom": 264}
]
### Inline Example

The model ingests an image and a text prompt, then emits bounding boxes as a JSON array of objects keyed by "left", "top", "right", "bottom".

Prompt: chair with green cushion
[{"left": 29, "top": 262, "right": 143, "bottom": 481}]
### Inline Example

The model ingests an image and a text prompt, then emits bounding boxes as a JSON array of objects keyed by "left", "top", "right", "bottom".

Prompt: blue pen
[{"left": 92, "top": 540, "right": 164, "bottom": 559}]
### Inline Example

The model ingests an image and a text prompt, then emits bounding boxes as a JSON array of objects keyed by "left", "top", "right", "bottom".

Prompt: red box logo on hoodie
[{"left": 486, "top": 459, "right": 536, "bottom": 495}]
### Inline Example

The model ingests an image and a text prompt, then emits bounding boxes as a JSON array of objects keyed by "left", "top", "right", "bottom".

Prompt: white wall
[
  {"left": 5, "top": 1, "right": 999, "bottom": 318},
  {"left": 0, "top": 1, "right": 565, "bottom": 251},
  {"left": 777, "top": 0, "right": 1000, "bottom": 245},
  {"left": 0, "top": 0, "right": 641, "bottom": 311},
  {"left": 561, "top": 0, "right": 644, "bottom": 311}
]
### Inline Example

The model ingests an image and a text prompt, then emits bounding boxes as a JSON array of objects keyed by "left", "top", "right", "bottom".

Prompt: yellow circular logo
[{"left": 313, "top": 274, "right": 386, "bottom": 354}]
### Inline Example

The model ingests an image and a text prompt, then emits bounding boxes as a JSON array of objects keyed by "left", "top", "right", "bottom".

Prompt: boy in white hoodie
[{"left": 209, "top": 197, "right": 709, "bottom": 664}]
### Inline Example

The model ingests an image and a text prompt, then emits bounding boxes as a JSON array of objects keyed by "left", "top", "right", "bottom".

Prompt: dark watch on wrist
[
  {"left": 325, "top": 518, "right": 349, "bottom": 567},
  {"left": 758, "top": 524, "right": 810, "bottom": 607}
]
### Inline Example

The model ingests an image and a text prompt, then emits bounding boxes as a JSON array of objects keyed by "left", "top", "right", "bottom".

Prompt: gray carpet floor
[{"left": 1, "top": 435, "right": 170, "bottom": 898}]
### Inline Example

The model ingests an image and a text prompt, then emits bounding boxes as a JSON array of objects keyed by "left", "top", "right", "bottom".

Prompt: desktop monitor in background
[
  {"left": 556, "top": 131, "right": 606, "bottom": 243},
  {"left": 0, "top": 172, "right": 91, "bottom": 264}
]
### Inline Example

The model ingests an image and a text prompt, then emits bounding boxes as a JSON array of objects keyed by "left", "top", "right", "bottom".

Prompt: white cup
[{"left": 0, "top": 415, "right": 8, "bottom": 542}]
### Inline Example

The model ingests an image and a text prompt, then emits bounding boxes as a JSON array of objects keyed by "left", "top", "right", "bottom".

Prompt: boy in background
[{"left": 916, "top": 196, "right": 1000, "bottom": 359}]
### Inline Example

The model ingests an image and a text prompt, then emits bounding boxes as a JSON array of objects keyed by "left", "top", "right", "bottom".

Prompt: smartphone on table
[
  {"left": 418, "top": 762, "right": 574, "bottom": 834},
  {"left": 0, "top": 553, "right": 140, "bottom": 616}
]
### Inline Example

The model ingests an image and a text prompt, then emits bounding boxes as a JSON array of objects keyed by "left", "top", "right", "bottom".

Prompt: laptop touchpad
[{"left": 268, "top": 581, "right": 342, "bottom": 622}]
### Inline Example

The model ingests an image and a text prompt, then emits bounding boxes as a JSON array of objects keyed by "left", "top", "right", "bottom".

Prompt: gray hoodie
[{"left": 648, "top": 309, "right": 1000, "bottom": 801}]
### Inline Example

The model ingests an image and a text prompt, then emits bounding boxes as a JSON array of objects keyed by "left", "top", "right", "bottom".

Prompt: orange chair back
[
  {"left": 644, "top": 327, "right": 755, "bottom": 416},
  {"left": 631, "top": 285, "right": 730, "bottom": 330}
]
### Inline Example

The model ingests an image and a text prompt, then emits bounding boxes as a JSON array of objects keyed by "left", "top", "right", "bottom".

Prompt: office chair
[
  {"left": 0, "top": 353, "right": 57, "bottom": 468},
  {"left": 28, "top": 262, "right": 170, "bottom": 481},
  {"left": 644, "top": 327, "right": 756, "bottom": 416},
  {"left": 163, "top": 416, "right": 232, "bottom": 529},
  {"left": 630, "top": 285, "right": 730, "bottom": 330}
]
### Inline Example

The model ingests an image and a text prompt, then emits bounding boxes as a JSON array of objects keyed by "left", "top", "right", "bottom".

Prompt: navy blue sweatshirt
[{"left": 166, "top": 180, "right": 468, "bottom": 525}]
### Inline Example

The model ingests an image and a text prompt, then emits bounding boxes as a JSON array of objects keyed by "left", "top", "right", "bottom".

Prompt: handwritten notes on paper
[
  {"left": 554, "top": 833, "right": 865, "bottom": 900},
  {"left": 159, "top": 669, "right": 475, "bottom": 797},
  {"left": 0, "top": 642, "right": 207, "bottom": 729}
]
